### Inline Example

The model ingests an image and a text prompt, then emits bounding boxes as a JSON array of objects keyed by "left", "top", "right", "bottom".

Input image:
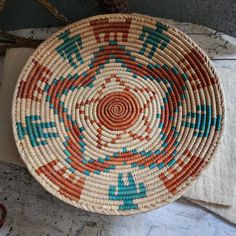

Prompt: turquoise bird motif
[{"left": 109, "top": 172, "right": 147, "bottom": 210}]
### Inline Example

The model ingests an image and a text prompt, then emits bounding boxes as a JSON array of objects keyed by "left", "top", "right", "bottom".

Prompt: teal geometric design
[
  {"left": 109, "top": 172, "right": 147, "bottom": 210},
  {"left": 181, "top": 105, "right": 222, "bottom": 137},
  {"left": 139, "top": 22, "right": 170, "bottom": 59},
  {"left": 16, "top": 115, "right": 58, "bottom": 147},
  {"left": 56, "top": 29, "right": 83, "bottom": 68}
]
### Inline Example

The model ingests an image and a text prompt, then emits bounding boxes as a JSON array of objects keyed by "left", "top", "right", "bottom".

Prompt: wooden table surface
[{"left": 0, "top": 19, "right": 236, "bottom": 236}]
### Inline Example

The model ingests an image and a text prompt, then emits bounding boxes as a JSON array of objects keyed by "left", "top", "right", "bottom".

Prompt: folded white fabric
[
  {"left": 0, "top": 48, "right": 34, "bottom": 166},
  {"left": 0, "top": 48, "right": 236, "bottom": 224},
  {"left": 189, "top": 196, "right": 236, "bottom": 225}
]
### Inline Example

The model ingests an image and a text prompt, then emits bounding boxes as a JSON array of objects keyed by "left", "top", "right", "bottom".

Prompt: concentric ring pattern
[{"left": 12, "top": 14, "right": 224, "bottom": 215}]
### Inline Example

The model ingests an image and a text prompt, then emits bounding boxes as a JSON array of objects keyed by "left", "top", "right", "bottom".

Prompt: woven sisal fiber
[{"left": 12, "top": 14, "right": 224, "bottom": 215}]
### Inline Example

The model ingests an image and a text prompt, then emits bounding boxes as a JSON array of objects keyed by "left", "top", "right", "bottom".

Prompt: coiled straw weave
[{"left": 12, "top": 14, "right": 224, "bottom": 215}]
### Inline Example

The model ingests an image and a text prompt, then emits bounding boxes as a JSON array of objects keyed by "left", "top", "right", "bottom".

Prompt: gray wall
[{"left": 0, "top": 0, "right": 235, "bottom": 36}]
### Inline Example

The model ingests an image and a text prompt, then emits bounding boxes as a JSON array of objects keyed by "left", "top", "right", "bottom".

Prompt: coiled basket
[{"left": 12, "top": 13, "right": 224, "bottom": 215}]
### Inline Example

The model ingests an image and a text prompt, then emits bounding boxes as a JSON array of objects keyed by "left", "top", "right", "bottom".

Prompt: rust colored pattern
[
  {"left": 90, "top": 18, "right": 131, "bottom": 43},
  {"left": 36, "top": 160, "right": 85, "bottom": 201},
  {"left": 17, "top": 59, "right": 52, "bottom": 102},
  {"left": 159, "top": 150, "right": 207, "bottom": 194}
]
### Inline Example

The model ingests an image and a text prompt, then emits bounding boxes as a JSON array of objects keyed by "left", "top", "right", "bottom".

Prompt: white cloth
[
  {"left": 0, "top": 48, "right": 34, "bottom": 166},
  {"left": 189, "top": 197, "right": 236, "bottom": 225}
]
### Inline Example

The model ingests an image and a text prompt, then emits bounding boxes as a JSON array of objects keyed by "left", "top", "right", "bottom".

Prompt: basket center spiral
[{"left": 97, "top": 91, "right": 140, "bottom": 131}]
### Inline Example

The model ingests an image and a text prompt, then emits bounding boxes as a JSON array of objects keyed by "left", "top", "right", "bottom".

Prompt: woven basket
[{"left": 12, "top": 13, "right": 224, "bottom": 215}]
